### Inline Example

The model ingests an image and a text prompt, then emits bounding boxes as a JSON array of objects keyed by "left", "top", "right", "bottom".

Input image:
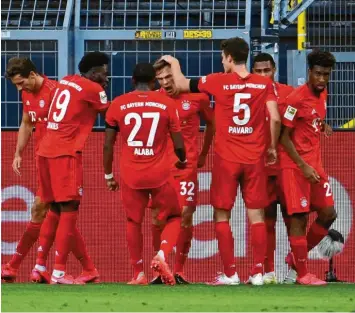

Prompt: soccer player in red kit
[
  {"left": 279, "top": 50, "right": 337, "bottom": 285},
  {"left": 160, "top": 37, "right": 281, "bottom": 285},
  {"left": 33, "top": 52, "right": 110, "bottom": 284},
  {"left": 103, "top": 63, "right": 186, "bottom": 286},
  {"left": 148, "top": 59, "right": 214, "bottom": 284},
  {"left": 252, "top": 53, "right": 294, "bottom": 284},
  {"left": 2, "top": 58, "right": 96, "bottom": 284}
]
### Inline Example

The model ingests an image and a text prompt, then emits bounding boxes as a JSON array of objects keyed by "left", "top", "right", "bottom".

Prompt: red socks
[
  {"left": 72, "top": 227, "right": 95, "bottom": 272},
  {"left": 36, "top": 210, "right": 60, "bottom": 266},
  {"left": 289, "top": 236, "right": 308, "bottom": 278},
  {"left": 250, "top": 222, "right": 267, "bottom": 275},
  {"left": 264, "top": 218, "right": 276, "bottom": 273},
  {"left": 215, "top": 221, "right": 235, "bottom": 277},
  {"left": 151, "top": 224, "right": 162, "bottom": 253},
  {"left": 174, "top": 226, "right": 193, "bottom": 273},
  {"left": 9, "top": 221, "right": 42, "bottom": 269},
  {"left": 159, "top": 217, "right": 181, "bottom": 257},
  {"left": 307, "top": 222, "right": 328, "bottom": 252},
  {"left": 126, "top": 221, "right": 144, "bottom": 276},
  {"left": 54, "top": 211, "right": 78, "bottom": 272}
]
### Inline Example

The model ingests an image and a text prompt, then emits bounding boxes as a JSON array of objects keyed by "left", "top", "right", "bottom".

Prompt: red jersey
[
  {"left": 266, "top": 82, "right": 294, "bottom": 176},
  {"left": 279, "top": 84, "right": 327, "bottom": 169},
  {"left": 159, "top": 89, "right": 213, "bottom": 172},
  {"left": 197, "top": 72, "right": 277, "bottom": 163},
  {"left": 37, "top": 75, "right": 109, "bottom": 157},
  {"left": 106, "top": 90, "right": 181, "bottom": 189},
  {"left": 22, "top": 76, "right": 57, "bottom": 151}
]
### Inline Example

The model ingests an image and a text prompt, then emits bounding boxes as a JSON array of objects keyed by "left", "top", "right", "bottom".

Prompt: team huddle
[{"left": 2, "top": 37, "right": 338, "bottom": 286}]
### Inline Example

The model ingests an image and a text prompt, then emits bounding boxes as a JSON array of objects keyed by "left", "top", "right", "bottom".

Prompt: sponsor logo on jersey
[
  {"left": 187, "top": 196, "right": 194, "bottom": 202},
  {"left": 182, "top": 100, "right": 191, "bottom": 110},
  {"left": 284, "top": 105, "right": 297, "bottom": 121},
  {"left": 201, "top": 76, "right": 207, "bottom": 84},
  {"left": 25, "top": 100, "right": 30, "bottom": 106},
  {"left": 99, "top": 91, "right": 108, "bottom": 104},
  {"left": 312, "top": 109, "right": 317, "bottom": 115},
  {"left": 39, "top": 99, "right": 45, "bottom": 108}
]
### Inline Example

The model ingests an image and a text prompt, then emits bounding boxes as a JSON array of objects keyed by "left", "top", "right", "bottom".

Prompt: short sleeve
[
  {"left": 105, "top": 100, "right": 119, "bottom": 130},
  {"left": 281, "top": 96, "right": 300, "bottom": 128},
  {"left": 199, "top": 94, "right": 214, "bottom": 122},
  {"left": 265, "top": 80, "right": 277, "bottom": 103},
  {"left": 85, "top": 83, "right": 110, "bottom": 112},
  {"left": 167, "top": 100, "right": 181, "bottom": 133},
  {"left": 197, "top": 73, "right": 223, "bottom": 96},
  {"left": 22, "top": 93, "right": 29, "bottom": 113}
]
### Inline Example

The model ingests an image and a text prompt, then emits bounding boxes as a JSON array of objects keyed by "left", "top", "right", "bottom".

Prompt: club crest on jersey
[
  {"left": 300, "top": 197, "right": 308, "bottom": 208},
  {"left": 284, "top": 105, "right": 297, "bottom": 121},
  {"left": 182, "top": 100, "right": 191, "bottom": 111},
  {"left": 39, "top": 100, "right": 45, "bottom": 108},
  {"left": 25, "top": 100, "right": 30, "bottom": 106}
]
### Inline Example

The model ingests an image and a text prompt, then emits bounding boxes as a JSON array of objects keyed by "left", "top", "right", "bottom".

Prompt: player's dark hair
[
  {"left": 253, "top": 53, "right": 276, "bottom": 68},
  {"left": 221, "top": 37, "right": 249, "bottom": 64},
  {"left": 153, "top": 59, "right": 170, "bottom": 72},
  {"left": 308, "top": 49, "right": 336, "bottom": 70},
  {"left": 5, "top": 57, "right": 37, "bottom": 79},
  {"left": 132, "top": 63, "right": 156, "bottom": 83},
  {"left": 78, "top": 52, "right": 109, "bottom": 74}
]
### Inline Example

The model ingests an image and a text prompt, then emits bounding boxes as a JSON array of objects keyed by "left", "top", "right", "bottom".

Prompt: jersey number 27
[{"left": 125, "top": 112, "right": 160, "bottom": 147}]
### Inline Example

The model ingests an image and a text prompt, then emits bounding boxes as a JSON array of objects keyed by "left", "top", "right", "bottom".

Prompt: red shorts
[
  {"left": 36, "top": 154, "right": 83, "bottom": 203},
  {"left": 210, "top": 153, "right": 268, "bottom": 210},
  {"left": 121, "top": 178, "right": 181, "bottom": 224},
  {"left": 280, "top": 168, "right": 334, "bottom": 215},
  {"left": 174, "top": 169, "right": 198, "bottom": 208}
]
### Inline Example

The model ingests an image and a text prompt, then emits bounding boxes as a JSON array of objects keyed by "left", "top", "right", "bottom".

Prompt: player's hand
[
  {"left": 197, "top": 154, "right": 207, "bottom": 168},
  {"left": 106, "top": 178, "right": 119, "bottom": 191},
  {"left": 12, "top": 154, "right": 22, "bottom": 176},
  {"left": 160, "top": 55, "right": 179, "bottom": 66},
  {"left": 322, "top": 122, "right": 333, "bottom": 138},
  {"left": 266, "top": 148, "right": 277, "bottom": 165},
  {"left": 300, "top": 163, "right": 320, "bottom": 184},
  {"left": 175, "top": 160, "right": 187, "bottom": 170}
]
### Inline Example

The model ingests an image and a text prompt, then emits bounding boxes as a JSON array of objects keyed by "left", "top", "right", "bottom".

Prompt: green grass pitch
[{"left": 2, "top": 283, "right": 355, "bottom": 312}]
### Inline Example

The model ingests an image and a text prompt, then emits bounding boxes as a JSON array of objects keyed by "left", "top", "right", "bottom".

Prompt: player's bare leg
[
  {"left": 208, "top": 208, "right": 240, "bottom": 285},
  {"left": 151, "top": 215, "right": 181, "bottom": 286},
  {"left": 2, "top": 197, "right": 48, "bottom": 283},
  {"left": 174, "top": 205, "right": 194, "bottom": 284},
  {"left": 288, "top": 213, "right": 326, "bottom": 285},
  {"left": 245, "top": 208, "right": 266, "bottom": 285}
]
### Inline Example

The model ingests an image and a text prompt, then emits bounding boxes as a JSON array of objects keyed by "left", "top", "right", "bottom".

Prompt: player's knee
[
  {"left": 31, "top": 198, "right": 48, "bottom": 223},
  {"left": 151, "top": 207, "right": 160, "bottom": 225},
  {"left": 247, "top": 208, "right": 265, "bottom": 224},
  {"left": 213, "top": 208, "right": 230, "bottom": 222},
  {"left": 290, "top": 213, "right": 308, "bottom": 235},
  {"left": 318, "top": 207, "right": 337, "bottom": 226},
  {"left": 181, "top": 208, "right": 194, "bottom": 227}
]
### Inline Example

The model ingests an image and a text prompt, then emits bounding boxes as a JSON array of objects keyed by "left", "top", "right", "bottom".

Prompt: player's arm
[
  {"left": 168, "top": 103, "right": 187, "bottom": 169},
  {"left": 12, "top": 112, "right": 34, "bottom": 176},
  {"left": 160, "top": 56, "right": 218, "bottom": 96},
  {"left": 280, "top": 106, "right": 320, "bottom": 184},
  {"left": 321, "top": 120, "right": 333, "bottom": 137},
  {"left": 198, "top": 96, "right": 215, "bottom": 168},
  {"left": 103, "top": 107, "right": 119, "bottom": 191},
  {"left": 266, "top": 99, "right": 281, "bottom": 148},
  {"left": 171, "top": 131, "right": 187, "bottom": 169}
]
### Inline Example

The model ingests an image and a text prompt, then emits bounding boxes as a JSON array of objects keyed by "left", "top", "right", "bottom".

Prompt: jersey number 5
[
  {"left": 49, "top": 89, "right": 70, "bottom": 122},
  {"left": 233, "top": 93, "right": 251, "bottom": 126},
  {"left": 125, "top": 112, "right": 160, "bottom": 147}
]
